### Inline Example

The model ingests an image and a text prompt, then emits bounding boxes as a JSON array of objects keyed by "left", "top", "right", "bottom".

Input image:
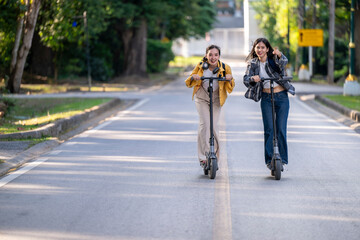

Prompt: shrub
[
  {"left": 90, "top": 57, "right": 113, "bottom": 82},
  {"left": 147, "top": 39, "right": 175, "bottom": 73}
]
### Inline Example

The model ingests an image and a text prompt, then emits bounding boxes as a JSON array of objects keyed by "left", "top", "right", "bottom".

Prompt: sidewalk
[
  {"left": 0, "top": 81, "right": 359, "bottom": 177},
  {"left": 293, "top": 82, "right": 360, "bottom": 132}
]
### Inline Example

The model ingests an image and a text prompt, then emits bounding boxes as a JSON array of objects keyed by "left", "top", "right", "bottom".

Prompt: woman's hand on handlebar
[
  {"left": 251, "top": 75, "right": 261, "bottom": 83},
  {"left": 225, "top": 74, "right": 232, "bottom": 81},
  {"left": 191, "top": 74, "right": 201, "bottom": 81}
]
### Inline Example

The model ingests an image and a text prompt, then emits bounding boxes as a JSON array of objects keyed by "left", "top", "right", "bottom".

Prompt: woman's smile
[
  {"left": 207, "top": 48, "right": 220, "bottom": 67},
  {"left": 255, "top": 42, "right": 269, "bottom": 61}
]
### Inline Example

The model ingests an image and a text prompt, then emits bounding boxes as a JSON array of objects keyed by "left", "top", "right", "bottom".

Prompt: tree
[
  {"left": 36, "top": 0, "right": 110, "bottom": 82},
  {"left": 2, "top": 0, "right": 216, "bottom": 84},
  {"left": 10, "top": 4, "right": 24, "bottom": 74},
  {"left": 0, "top": 0, "right": 23, "bottom": 79},
  {"left": 7, "top": 0, "right": 41, "bottom": 93},
  {"left": 113, "top": 0, "right": 216, "bottom": 77},
  {"left": 327, "top": 0, "right": 335, "bottom": 83},
  {"left": 252, "top": 0, "right": 351, "bottom": 81},
  {"left": 251, "top": 0, "right": 298, "bottom": 64}
]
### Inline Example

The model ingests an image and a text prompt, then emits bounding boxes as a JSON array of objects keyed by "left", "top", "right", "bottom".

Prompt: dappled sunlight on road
[
  {"left": 0, "top": 230, "right": 110, "bottom": 240},
  {"left": 237, "top": 212, "right": 360, "bottom": 222},
  {"left": 89, "top": 130, "right": 197, "bottom": 142}
]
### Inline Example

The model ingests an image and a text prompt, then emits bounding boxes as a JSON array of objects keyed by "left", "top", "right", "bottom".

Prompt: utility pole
[
  {"left": 298, "top": 0, "right": 310, "bottom": 81},
  {"left": 346, "top": 0, "right": 357, "bottom": 81},
  {"left": 343, "top": 0, "right": 360, "bottom": 95},
  {"left": 72, "top": 11, "right": 91, "bottom": 92},
  {"left": 311, "top": 0, "right": 317, "bottom": 77},
  {"left": 83, "top": 11, "right": 92, "bottom": 92},
  {"left": 327, "top": 0, "right": 335, "bottom": 84},
  {"left": 287, "top": 0, "right": 290, "bottom": 60}
]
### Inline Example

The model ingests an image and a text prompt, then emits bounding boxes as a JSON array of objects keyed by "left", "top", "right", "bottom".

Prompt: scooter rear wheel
[
  {"left": 209, "top": 157, "right": 217, "bottom": 179},
  {"left": 274, "top": 160, "right": 282, "bottom": 180}
]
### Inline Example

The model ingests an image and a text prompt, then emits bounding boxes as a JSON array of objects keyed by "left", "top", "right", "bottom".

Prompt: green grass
[
  {"left": 169, "top": 56, "right": 202, "bottom": 67},
  {"left": 0, "top": 98, "right": 112, "bottom": 134},
  {"left": 0, "top": 71, "right": 179, "bottom": 94},
  {"left": 16, "top": 84, "right": 133, "bottom": 94},
  {"left": 323, "top": 95, "right": 360, "bottom": 112}
]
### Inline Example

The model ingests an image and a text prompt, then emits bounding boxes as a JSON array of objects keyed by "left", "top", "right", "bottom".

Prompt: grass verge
[
  {"left": 0, "top": 98, "right": 112, "bottom": 134},
  {"left": 323, "top": 95, "right": 360, "bottom": 112},
  {"left": 169, "top": 56, "right": 201, "bottom": 68}
]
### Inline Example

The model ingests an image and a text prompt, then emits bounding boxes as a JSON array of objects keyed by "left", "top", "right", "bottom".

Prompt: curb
[
  {"left": 0, "top": 98, "right": 122, "bottom": 140},
  {"left": 315, "top": 95, "right": 360, "bottom": 122},
  {"left": 0, "top": 97, "right": 132, "bottom": 177},
  {"left": 0, "top": 139, "right": 61, "bottom": 176}
]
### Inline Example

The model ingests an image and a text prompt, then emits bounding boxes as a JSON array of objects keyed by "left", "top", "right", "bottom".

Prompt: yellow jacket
[{"left": 185, "top": 60, "right": 235, "bottom": 106}]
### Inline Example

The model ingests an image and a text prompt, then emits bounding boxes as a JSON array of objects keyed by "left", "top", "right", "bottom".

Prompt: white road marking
[
  {"left": 0, "top": 98, "right": 149, "bottom": 188},
  {"left": 0, "top": 158, "right": 48, "bottom": 188},
  {"left": 213, "top": 107, "right": 232, "bottom": 240}
]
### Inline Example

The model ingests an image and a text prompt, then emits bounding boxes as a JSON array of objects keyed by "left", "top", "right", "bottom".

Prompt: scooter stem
[
  {"left": 270, "top": 79, "right": 279, "bottom": 148},
  {"left": 208, "top": 79, "right": 215, "bottom": 153}
]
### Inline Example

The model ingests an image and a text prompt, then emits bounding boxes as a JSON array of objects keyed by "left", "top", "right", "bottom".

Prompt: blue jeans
[{"left": 260, "top": 91, "right": 289, "bottom": 165}]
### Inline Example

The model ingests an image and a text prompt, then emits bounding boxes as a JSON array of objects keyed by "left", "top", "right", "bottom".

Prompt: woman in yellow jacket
[{"left": 185, "top": 45, "right": 235, "bottom": 167}]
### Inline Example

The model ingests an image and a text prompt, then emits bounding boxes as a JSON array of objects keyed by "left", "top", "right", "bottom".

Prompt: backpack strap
[{"left": 221, "top": 61, "right": 226, "bottom": 77}]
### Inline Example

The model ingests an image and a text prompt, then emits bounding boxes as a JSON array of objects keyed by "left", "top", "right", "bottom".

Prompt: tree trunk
[
  {"left": 327, "top": 0, "right": 335, "bottom": 83},
  {"left": 311, "top": 0, "right": 317, "bottom": 75},
  {"left": 7, "top": 0, "right": 41, "bottom": 93},
  {"left": 296, "top": 0, "right": 305, "bottom": 72},
  {"left": 10, "top": 15, "right": 24, "bottom": 73},
  {"left": 122, "top": 29, "right": 133, "bottom": 75},
  {"left": 355, "top": 2, "right": 360, "bottom": 76},
  {"left": 28, "top": 31, "right": 54, "bottom": 78},
  {"left": 123, "top": 19, "right": 148, "bottom": 77}
]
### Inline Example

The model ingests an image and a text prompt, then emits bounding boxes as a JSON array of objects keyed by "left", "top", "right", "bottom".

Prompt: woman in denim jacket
[{"left": 243, "top": 38, "right": 294, "bottom": 170}]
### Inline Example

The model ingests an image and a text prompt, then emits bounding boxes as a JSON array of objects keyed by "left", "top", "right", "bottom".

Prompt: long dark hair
[
  {"left": 245, "top": 38, "right": 276, "bottom": 62},
  {"left": 203, "top": 44, "right": 221, "bottom": 62}
]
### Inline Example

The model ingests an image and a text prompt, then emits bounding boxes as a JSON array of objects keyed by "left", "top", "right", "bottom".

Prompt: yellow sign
[{"left": 298, "top": 29, "right": 324, "bottom": 47}]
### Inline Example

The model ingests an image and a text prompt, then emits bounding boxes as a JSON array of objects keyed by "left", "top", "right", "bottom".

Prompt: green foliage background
[
  {"left": 251, "top": 0, "right": 351, "bottom": 80},
  {"left": 0, "top": 0, "right": 216, "bottom": 82}
]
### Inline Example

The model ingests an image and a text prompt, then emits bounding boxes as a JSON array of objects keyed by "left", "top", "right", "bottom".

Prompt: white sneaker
[{"left": 282, "top": 163, "right": 287, "bottom": 172}]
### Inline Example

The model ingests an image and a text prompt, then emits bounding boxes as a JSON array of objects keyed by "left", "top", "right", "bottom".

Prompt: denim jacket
[{"left": 243, "top": 54, "right": 295, "bottom": 95}]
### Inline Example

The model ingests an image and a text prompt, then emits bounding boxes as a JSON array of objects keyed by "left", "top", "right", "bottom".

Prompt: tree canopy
[
  {"left": 0, "top": 0, "right": 216, "bottom": 92},
  {"left": 251, "top": 0, "right": 352, "bottom": 80}
]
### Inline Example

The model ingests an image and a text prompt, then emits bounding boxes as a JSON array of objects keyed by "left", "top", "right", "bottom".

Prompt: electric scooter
[
  {"left": 260, "top": 76, "right": 292, "bottom": 180},
  {"left": 200, "top": 75, "right": 230, "bottom": 179}
]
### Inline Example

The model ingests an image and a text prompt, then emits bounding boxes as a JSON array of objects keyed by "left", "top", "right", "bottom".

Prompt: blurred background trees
[
  {"left": 0, "top": 0, "right": 357, "bottom": 93},
  {"left": 252, "top": 0, "right": 353, "bottom": 82},
  {"left": 0, "top": 0, "right": 216, "bottom": 93}
]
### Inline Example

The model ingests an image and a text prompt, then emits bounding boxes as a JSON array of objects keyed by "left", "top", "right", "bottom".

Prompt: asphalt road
[{"left": 0, "top": 61, "right": 359, "bottom": 240}]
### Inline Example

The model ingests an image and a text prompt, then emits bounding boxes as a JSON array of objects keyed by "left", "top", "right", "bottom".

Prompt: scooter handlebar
[
  {"left": 200, "top": 76, "right": 229, "bottom": 81},
  {"left": 260, "top": 76, "right": 293, "bottom": 82}
]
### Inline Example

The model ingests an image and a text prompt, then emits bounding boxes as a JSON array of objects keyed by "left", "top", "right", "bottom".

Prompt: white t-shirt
[
  {"left": 259, "top": 61, "right": 279, "bottom": 89},
  {"left": 202, "top": 69, "right": 219, "bottom": 91}
]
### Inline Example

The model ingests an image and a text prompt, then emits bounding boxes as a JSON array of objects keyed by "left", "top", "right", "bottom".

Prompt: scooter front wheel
[
  {"left": 209, "top": 157, "right": 217, "bottom": 179},
  {"left": 274, "top": 160, "right": 282, "bottom": 180}
]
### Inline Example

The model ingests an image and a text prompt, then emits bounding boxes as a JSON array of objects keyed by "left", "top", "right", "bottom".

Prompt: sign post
[
  {"left": 298, "top": 29, "right": 324, "bottom": 80},
  {"left": 298, "top": 29, "right": 324, "bottom": 47}
]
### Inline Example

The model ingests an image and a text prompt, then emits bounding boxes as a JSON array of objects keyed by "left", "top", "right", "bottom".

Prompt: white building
[{"left": 172, "top": 0, "right": 262, "bottom": 58}]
